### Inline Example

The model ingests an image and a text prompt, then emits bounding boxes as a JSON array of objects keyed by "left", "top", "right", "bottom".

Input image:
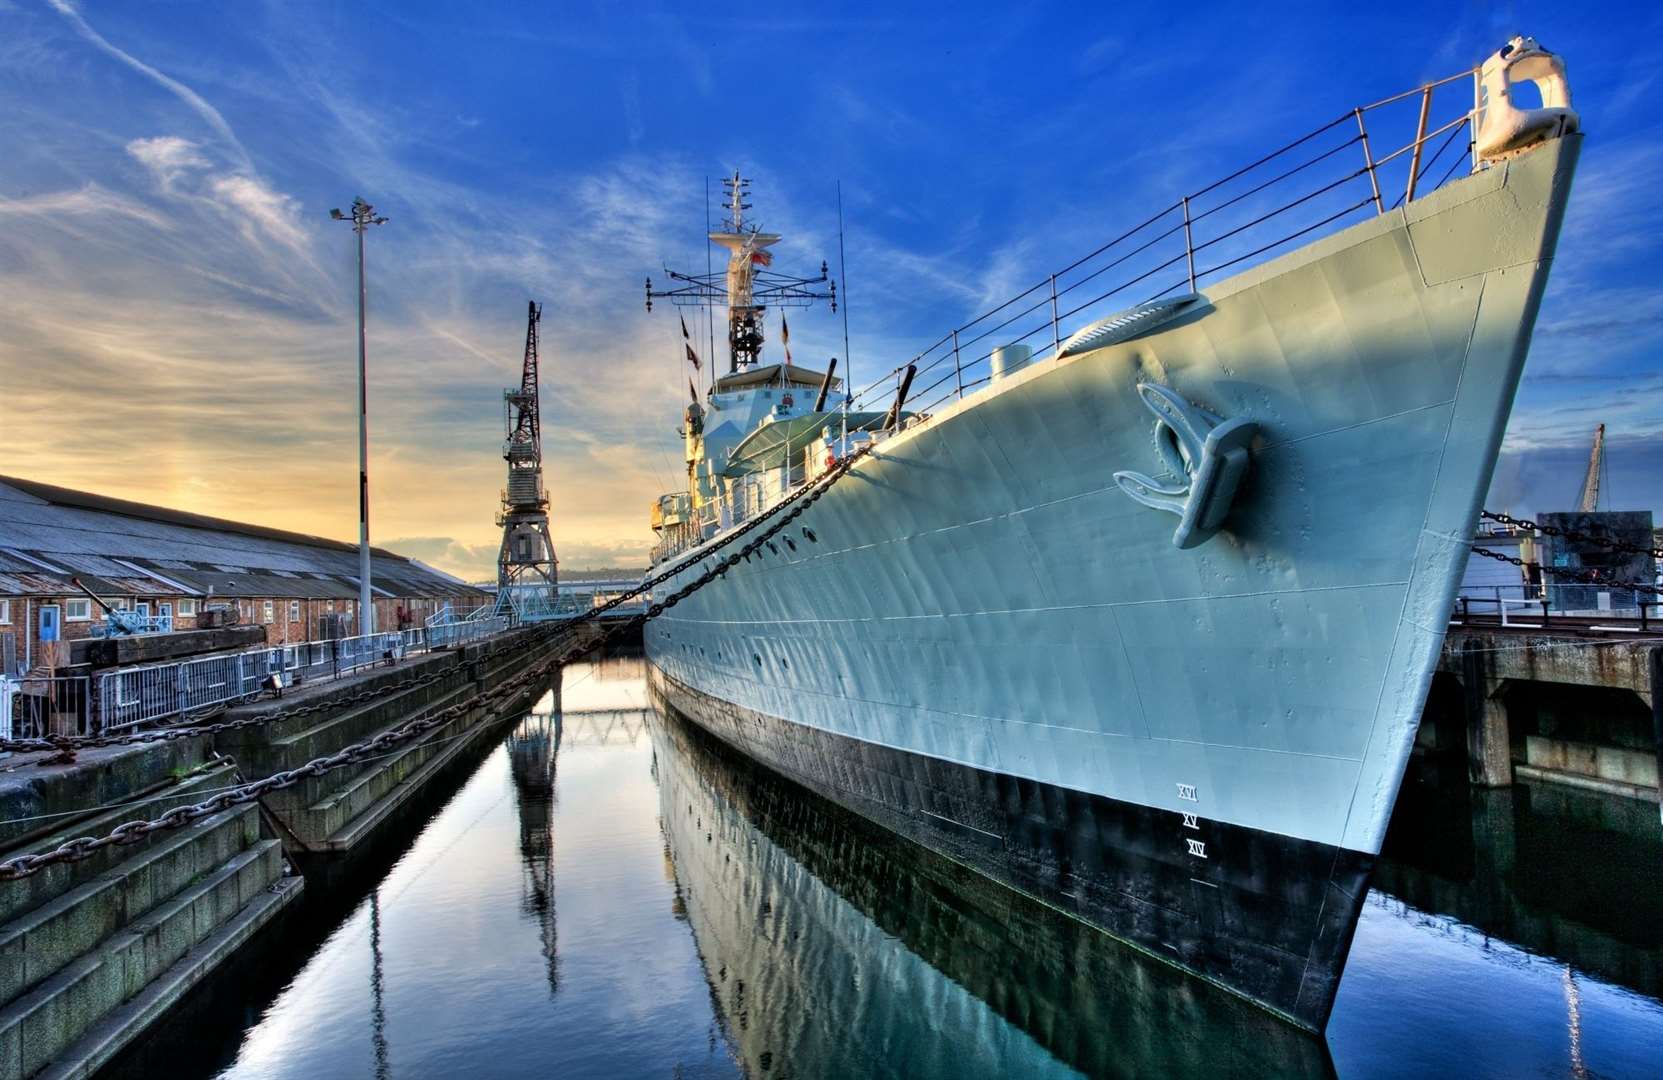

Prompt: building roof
[{"left": 0, "top": 476, "right": 483, "bottom": 601}]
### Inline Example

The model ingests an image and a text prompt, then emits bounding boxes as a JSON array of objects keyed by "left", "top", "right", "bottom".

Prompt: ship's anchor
[{"left": 1114, "top": 383, "right": 1258, "bottom": 549}]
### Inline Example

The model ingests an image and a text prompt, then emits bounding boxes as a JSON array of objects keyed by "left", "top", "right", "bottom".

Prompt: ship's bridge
[{"left": 715, "top": 363, "right": 836, "bottom": 394}]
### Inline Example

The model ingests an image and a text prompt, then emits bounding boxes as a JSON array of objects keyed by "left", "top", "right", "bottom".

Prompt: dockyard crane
[{"left": 1575, "top": 423, "right": 1606, "bottom": 512}]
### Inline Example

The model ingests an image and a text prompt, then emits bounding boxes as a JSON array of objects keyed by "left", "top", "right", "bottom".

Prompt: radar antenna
[{"left": 645, "top": 173, "right": 835, "bottom": 373}]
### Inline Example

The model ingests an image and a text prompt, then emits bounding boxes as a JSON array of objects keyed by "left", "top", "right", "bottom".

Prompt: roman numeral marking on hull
[
  {"left": 1185, "top": 838, "right": 1208, "bottom": 858},
  {"left": 1182, "top": 812, "right": 1199, "bottom": 830},
  {"left": 1176, "top": 783, "right": 1198, "bottom": 802}
]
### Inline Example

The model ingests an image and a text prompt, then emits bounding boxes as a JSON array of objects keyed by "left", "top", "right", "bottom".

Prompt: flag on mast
[
  {"left": 681, "top": 314, "right": 701, "bottom": 371},
  {"left": 781, "top": 313, "right": 792, "bottom": 366}
]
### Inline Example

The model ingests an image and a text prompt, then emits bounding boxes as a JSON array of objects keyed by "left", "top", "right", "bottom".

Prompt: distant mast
[{"left": 646, "top": 174, "right": 835, "bottom": 378}]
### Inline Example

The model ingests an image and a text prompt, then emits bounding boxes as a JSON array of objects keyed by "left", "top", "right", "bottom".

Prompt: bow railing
[{"left": 849, "top": 66, "right": 1483, "bottom": 424}]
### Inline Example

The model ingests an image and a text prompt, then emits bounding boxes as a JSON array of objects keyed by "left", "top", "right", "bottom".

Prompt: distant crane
[
  {"left": 496, "top": 301, "right": 558, "bottom": 596},
  {"left": 1575, "top": 423, "right": 1605, "bottom": 512}
]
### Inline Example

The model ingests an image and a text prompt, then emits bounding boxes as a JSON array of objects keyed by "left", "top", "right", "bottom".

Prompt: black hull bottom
[{"left": 649, "top": 664, "right": 1373, "bottom": 1031}]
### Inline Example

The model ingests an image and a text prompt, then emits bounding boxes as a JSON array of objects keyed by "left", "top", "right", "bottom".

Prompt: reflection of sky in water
[
  {"left": 1330, "top": 894, "right": 1663, "bottom": 1079},
  {"left": 197, "top": 656, "right": 1663, "bottom": 1079}
]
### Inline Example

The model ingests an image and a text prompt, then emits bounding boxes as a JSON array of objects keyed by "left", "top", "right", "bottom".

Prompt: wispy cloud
[
  {"left": 0, "top": 181, "right": 169, "bottom": 227},
  {"left": 46, "top": 0, "right": 252, "bottom": 170}
]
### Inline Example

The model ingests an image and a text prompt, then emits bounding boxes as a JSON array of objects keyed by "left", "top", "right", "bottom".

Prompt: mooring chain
[
  {"left": 0, "top": 443, "right": 873, "bottom": 880},
  {"left": 1480, "top": 510, "right": 1663, "bottom": 561},
  {"left": 1467, "top": 545, "right": 1663, "bottom": 596}
]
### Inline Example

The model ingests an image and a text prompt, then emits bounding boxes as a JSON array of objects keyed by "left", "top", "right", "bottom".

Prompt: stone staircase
[
  {"left": 215, "top": 635, "right": 556, "bottom": 852},
  {"left": 0, "top": 756, "right": 301, "bottom": 1079}
]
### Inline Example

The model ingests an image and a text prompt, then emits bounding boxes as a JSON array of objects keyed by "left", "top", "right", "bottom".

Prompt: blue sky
[{"left": 1, "top": 1, "right": 1658, "bottom": 575}]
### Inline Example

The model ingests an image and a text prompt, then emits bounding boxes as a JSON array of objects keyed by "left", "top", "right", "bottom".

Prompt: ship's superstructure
[
  {"left": 639, "top": 39, "right": 1580, "bottom": 1030},
  {"left": 645, "top": 175, "right": 879, "bottom": 563},
  {"left": 497, "top": 301, "right": 558, "bottom": 599}
]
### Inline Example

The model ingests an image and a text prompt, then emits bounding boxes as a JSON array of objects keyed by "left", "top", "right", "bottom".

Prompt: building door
[{"left": 39, "top": 605, "right": 60, "bottom": 643}]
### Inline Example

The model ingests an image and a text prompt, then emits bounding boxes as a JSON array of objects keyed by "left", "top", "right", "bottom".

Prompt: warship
[{"left": 639, "top": 37, "right": 1580, "bottom": 1029}]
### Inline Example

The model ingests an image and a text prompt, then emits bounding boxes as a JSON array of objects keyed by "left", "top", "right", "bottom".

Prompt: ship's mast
[{"left": 646, "top": 174, "right": 835, "bottom": 375}]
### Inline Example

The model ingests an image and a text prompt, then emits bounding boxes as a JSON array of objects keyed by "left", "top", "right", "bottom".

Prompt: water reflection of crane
[{"left": 506, "top": 694, "right": 562, "bottom": 996}]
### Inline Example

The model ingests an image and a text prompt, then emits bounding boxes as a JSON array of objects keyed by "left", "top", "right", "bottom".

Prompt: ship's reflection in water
[
  {"left": 651, "top": 689, "right": 1332, "bottom": 1078},
  {"left": 124, "top": 654, "right": 1662, "bottom": 1079}
]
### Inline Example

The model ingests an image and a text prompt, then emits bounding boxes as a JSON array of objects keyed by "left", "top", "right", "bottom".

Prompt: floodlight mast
[{"left": 329, "top": 196, "right": 389, "bottom": 634}]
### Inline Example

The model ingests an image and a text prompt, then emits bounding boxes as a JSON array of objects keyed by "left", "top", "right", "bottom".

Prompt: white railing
[
  {"left": 97, "top": 616, "right": 510, "bottom": 732},
  {"left": 652, "top": 429, "right": 881, "bottom": 566},
  {"left": 1451, "top": 585, "right": 1662, "bottom": 630},
  {"left": 0, "top": 676, "right": 12, "bottom": 741},
  {"left": 844, "top": 67, "right": 1486, "bottom": 431}
]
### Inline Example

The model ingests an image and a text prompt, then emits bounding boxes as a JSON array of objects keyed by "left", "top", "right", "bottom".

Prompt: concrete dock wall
[{"left": 0, "top": 623, "right": 586, "bottom": 1079}]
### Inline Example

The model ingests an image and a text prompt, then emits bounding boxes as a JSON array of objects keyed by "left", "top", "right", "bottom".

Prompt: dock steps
[{"left": 0, "top": 765, "right": 300, "bottom": 1080}]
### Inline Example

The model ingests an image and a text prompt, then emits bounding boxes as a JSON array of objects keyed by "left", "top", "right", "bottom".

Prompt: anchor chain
[
  {"left": 1480, "top": 510, "right": 1663, "bottom": 561},
  {"left": 0, "top": 444, "right": 872, "bottom": 879},
  {"left": 1467, "top": 545, "right": 1663, "bottom": 596}
]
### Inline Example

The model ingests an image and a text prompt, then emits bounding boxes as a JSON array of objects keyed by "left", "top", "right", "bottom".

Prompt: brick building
[{"left": 0, "top": 475, "right": 485, "bottom": 676}]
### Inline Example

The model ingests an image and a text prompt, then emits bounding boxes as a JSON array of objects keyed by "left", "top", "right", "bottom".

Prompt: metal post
[
  {"left": 1651, "top": 647, "right": 1663, "bottom": 828},
  {"left": 332, "top": 198, "right": 388, "bottom": 635},
  {"left": 1049, "top": 275, "right": 1062, "bottom": 357},
  {"left": 355, "top": 221, "right": 373, "bottom": 636},
  {"left": 1354, "top": 108, "right": 1384, "bottom": 215},
  {"left": 952, "top": 330, "right": 963, "bottom": 400},
  {"left": 1404, "top": 86, "right": 1434, "bottom": 204},
  {"left": 1472, "top": 68, "right": 1483, "bottom": 173},
  {"left": 1181, "top": 198, "right": 1197, "bottom": 292}
]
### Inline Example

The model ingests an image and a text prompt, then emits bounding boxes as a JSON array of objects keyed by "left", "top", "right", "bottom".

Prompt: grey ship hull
[{"left": 645, "top": 135, "right": 1579, "bottom": 1028}]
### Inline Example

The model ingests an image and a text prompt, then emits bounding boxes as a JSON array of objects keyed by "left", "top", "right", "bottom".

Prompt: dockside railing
[
  {"left": 1452, "top": 584, "right": 1663, "bottom": 630},
  {"left": 2, "top": 674, "right": 95, "bottom": 740},
  {"left": 97, "top": 617, "right": 509, "bottom": 733}
]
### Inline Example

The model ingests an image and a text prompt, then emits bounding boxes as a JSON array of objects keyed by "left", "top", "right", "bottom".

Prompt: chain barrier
[
  {"left": 0, "top": 444, "right": 873, "bottom": 879},
  {"left": 1481, "top": 510, "right": 1663, "bottom": 561},
  {"left": 0, "top": 444, "right": 874, "bottom": 758},
  {"left": 1468, "top": 545, "right": 1663, "bottom": 596}
]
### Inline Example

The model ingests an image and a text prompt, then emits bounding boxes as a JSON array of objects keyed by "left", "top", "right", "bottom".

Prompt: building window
[
  {"left": 0, "top": 599, "right": 9, "bottom": 624},
  {"left": 65, "top": 599, "right": 92, "bottom": 622},
  {"left": 262, "top": 600, "right": 274, "bottom": 623},
  {"left": 289, "top": 601, "right": 300, "bottom": 622},
  {"left": 179, "top": 599, "right": 197, "bottom": 617}
]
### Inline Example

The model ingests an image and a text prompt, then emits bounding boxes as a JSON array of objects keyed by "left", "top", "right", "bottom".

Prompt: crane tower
[{"left": 497, "top": 301, "right": 558, "bottom": 596}]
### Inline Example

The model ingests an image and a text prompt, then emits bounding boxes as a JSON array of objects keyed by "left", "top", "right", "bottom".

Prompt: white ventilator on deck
[
  {"left": 990, "top": 344, "right": 1030, "bottom": 380},
  {"left": 1475, "top": 36, "right": 1578, "bottom": 163}
]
